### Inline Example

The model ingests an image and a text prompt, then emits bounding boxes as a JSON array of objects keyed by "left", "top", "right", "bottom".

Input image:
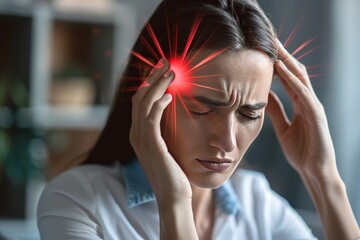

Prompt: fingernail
[
  {"left": 164, "top": 69, "right": 173, "bottom": 78},
  {"left": 157, "top": 58, "right": 165, "bottom": 67},
  {"left": 163, "top": 93, "right": 172, "bottom": 102}
]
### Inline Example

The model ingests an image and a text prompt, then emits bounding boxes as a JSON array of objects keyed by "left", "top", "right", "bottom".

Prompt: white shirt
[{"left": 37, "top": 161, "right": 316, "bottom": 239}]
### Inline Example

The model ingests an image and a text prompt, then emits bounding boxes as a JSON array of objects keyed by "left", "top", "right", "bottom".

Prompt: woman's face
[{"left": 162, "top": 50, "right": 274, "bottom": 189}]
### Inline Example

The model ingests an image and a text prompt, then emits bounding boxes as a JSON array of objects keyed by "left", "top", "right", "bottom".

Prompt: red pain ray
[
  {"left": 277, "top": 17, "right": 286, "bottom": 39},
  {"left": 279, "top": 19, "right": 328, "bottom": 81},
  {"left": 191, "top": 74, "right": 223, "bottom": 80},
  {"left": 291, "top": 36, "right": 318, "bottom": 56},
  {"left": 183, "top": 26, "right": 220, "bottom": 69},
  {"left": 284, "top": 17, "right": 304, "bottom": 48},
  {"left": 120, "top": 87, "right": 141, "bottom": 92},
  {"left": 130, "top": 62, "right": 152, "bottom": 71},
  {"left": 181, "top": 16, "right": 202, "bottom": 62},
  {"left": 306, "top": 63, "right": 328, "bottom": 70},
  {"left": 308, "top": 73, "right": 328, "bottom": 78},
  {"left": 172, "top": 96, "right": 177, "bottom": 147},
  {"left": 131, "top": 51, "right": 155, "bottom": 67},
  {"left": 146, "top": 23, "right": 165, "bottom": 58},
  {"left": 165, "top": 8, "right": 173, "bottom": 57},
  {"left": 122, "top": 16, "right": 228, "bottom": 146},
  {"left": 177, "top": 92, "right": 196, "bottom": 124},
  {"left": 188, "top": 83, "right": 224, "bottom": 93},
  {"left": 296, "top": 45, "right": 320, "bottom": 61},
  {"left": 189, "top": 49, "right": 226, "bottom": 72},
  {"left": 140, "top": 35, "right": 161, "bottom": 60}
]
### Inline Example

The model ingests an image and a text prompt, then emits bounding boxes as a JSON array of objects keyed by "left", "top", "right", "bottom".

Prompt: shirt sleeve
[
  {"left": 37, "top": 169, "right": 103, "bottom": 240},
  {"left": 255, "top": 173, "right": 317, "bottom": 240}
]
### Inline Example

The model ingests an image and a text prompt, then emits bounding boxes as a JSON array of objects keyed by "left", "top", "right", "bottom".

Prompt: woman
[{"left": 37, "top": 0, "right": 360, "bottom": 239}]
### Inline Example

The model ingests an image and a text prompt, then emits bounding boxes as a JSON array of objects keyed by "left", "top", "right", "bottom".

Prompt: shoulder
[
  {"left": 37, "top": 164, "right": 124, "bottom": 239},
  {"left": 43, "top": 164, "right": 120, "bottom": 197},
  {"left": 38, "top": 163, "right": 123, "bottom": 217},
  {"left": 46, "top": 163, "right": 120, "bottom": 188}
]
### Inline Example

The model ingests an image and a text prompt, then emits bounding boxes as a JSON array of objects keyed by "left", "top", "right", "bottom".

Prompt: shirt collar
[{"left": 121, "top": 160, "right": 242, "bottom": 216}]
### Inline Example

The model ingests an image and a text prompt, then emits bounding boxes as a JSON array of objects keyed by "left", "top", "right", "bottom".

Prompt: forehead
[{"left": 186, "top": 50, "right": 273, "bottom": 99}]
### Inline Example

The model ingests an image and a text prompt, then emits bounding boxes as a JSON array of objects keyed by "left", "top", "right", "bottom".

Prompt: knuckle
[
  {"left": 163, "top": 60, "right": 170, "bottom": 69},
  {"left": 300, "top": 64, "right": 307, "bottom": 73},
  {"left": 153, "top": 99, "right": 164, "bottom": 110},
  {"left": 147, "top": 69, "right": 155, "bottom": 78},
  {"left": 300, "top": 84, "right": 311, "bottom": 96},
  {"left": 145, "top": 116, "right": 157, "bottom": 128}
]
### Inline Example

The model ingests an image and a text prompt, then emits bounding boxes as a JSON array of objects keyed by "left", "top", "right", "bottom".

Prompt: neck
[{"left": 191, "top": 185, "right": 215, "bottom": 231}]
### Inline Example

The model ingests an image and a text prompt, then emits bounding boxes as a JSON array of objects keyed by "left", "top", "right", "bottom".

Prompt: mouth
[{"left": 196, "top": 158, "right": 234, "bottom": 172}]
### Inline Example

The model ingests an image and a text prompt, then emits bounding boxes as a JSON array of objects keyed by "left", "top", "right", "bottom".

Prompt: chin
[{"left": 188, "top": 172, "right": 232, "bottom": 189}]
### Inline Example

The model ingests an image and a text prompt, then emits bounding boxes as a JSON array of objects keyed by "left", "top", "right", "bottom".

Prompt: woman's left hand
[{"left": 266, "top": 39, "right": 338, "bottom": 181}]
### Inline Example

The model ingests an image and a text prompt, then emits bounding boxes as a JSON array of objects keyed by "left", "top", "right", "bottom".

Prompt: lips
[{"left": 196, "top": 158, "right": 234, "bottom": 172}]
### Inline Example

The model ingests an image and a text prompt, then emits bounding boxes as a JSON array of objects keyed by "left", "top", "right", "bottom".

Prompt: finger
[
  {"left": 276, "top": 39, "right": 314, "bottom": 93},
  {"left": 133, "top": 58, "right": 170, "bottom": 109},
  {"left": 136, "top": 94, "right": 173, "bottom": 171},
  {"left": 274, "top": 71, "right": 297, "bottom": 101},
  {"left": 266, "top": 90, "right": 290, "bottom": 136},
  {"left": 136, "top": 58, "right": 170, "bottom": 96},
  {"left": 141, "top": 69, "right": 175, "bottom": 117},
  {"left": 275, "top": 60, "right": 318, "bottom": 113},
  {"left": 147, "top": 93, "right": 173, "bottom": 136},
  {"left": 132, "top": 58, "right": 170, "bottom": 131}
]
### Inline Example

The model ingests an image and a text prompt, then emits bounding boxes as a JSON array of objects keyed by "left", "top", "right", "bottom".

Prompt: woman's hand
[
  {"left": 267, "top": 40, "right": 360, "bottom": 240},
  {"left": 130, "top": 59, "right": 199, "bottom": 239},
  {"left": 129, "top": 58, "right": 192, "bottom": 207},
  {"left": 266, "top": 39, "right": 338, "bottom": 181}
]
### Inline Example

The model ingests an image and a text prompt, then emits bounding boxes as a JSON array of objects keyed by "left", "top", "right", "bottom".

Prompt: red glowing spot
[
  {"left": 123, "top": 13, "right": 327, "bottom": 147},
  {"left": 167, "top": 58, "right": 192, "bottom": 94}
]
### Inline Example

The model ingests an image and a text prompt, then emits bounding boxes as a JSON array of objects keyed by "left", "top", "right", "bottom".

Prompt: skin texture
[
  {"left": 130, "top": 41, "right": 360, "bottom": 239},
  {"left": 162, "top": 50, "right": 273, "bottom": 190}
]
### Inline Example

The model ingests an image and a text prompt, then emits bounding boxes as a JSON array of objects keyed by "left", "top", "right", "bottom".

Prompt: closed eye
[
  {"left": 238, "top": 112, "right": 261, "bottom": 121},
  {"left": 190, "top": 110, "right": 213, "bottom": 116}
]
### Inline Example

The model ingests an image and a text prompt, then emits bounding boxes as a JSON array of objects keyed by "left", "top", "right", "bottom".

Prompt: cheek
[{"left": 235, "top": 116, "right": 265, "bottom": 150}]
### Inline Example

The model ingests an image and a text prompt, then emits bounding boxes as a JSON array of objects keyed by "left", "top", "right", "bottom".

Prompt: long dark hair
[{"left": 82, "top": 0, "right": 277, "bottom": 166}]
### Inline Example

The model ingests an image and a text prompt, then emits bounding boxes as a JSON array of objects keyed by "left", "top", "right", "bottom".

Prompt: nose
[{"left": 208, "top": 114, "right": 237, "bottom": 153}]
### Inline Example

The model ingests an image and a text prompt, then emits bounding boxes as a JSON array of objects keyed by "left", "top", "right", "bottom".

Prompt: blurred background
[{"left": 0, "top": 0, "right": 359, "bottom": 239}]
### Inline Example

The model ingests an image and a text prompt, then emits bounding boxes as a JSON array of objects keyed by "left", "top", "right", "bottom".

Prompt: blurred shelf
[
  {"left": 0, "top": 3, "right": 34, "bottom": 17},
  {"left": 31, "top": 106, "right": 109, "bottom": 129},
  {"left": 0, "top": 1, "right": 136, "bottom": 130},
  {"left": 0, "top": 0, "right": 135, "bottom": 222}
]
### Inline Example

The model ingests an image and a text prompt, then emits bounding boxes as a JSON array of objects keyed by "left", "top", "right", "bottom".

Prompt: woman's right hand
[{"left": 129, "top": 58, "right": 193, "bottom": 208}]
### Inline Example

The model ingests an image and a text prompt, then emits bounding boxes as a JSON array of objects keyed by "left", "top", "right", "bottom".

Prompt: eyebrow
[{"left": 185, "top": 96, "right": 267, "bottom": 110}]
